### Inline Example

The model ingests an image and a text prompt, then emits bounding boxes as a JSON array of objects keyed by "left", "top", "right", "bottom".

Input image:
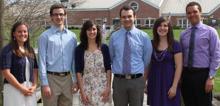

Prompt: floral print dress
[{"left": 82, "top": 50, "right": 111, "bottom": 106}]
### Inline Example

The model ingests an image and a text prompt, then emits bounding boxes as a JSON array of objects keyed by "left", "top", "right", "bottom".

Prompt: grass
[{"left": 214, "top": 70, "right": 220, "bottom": 92}]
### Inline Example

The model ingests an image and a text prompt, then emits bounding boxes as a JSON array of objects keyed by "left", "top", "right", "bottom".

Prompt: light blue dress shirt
[
  {"left": 38, "top": 26, "right": 77, "bottom": 86},
  {"left": 109, "top": 26, "right": 152, "bottom": 74}
]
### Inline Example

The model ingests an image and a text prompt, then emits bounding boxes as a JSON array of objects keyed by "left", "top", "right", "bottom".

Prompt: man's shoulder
[
  {"left": 201, "top": 24, "right": 217, "bottom": 33},
  {"left": 110, "top": 28, "right": 122, "bottom": 39},
  {"left": 180, "top": 27, "right": 191, "bottom": 37},
  {"left": 65, "top": 29, "right": 77, "bottom": 39},
  {"left": 132, "top": 27, "right": 150, "bottom": 40},
  {"left": 66, "top": 29, "right": 75, "bottom": 34},
  {"left": 39, "top": 28, "right": 53, "bottom": 38},
  {"left": 135, "top": 28, "right": 148, "bottom": 36}
]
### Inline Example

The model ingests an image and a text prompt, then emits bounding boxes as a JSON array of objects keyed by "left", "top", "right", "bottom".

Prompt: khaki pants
[{"left": 42, "top": 74, "right": 73, "bottom": 106}]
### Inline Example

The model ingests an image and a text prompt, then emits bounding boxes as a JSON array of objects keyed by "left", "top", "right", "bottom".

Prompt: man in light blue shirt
[
  {"left": 109, "top": 5, "right": 152, "bottom": 106},
  {"left": 38, "top": 4, "right": 78, "bottom": 106}
]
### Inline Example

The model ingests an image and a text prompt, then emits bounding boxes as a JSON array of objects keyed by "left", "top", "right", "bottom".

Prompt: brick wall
[{"left": 67, "top": 0, "right": 159, "bottom": 27}]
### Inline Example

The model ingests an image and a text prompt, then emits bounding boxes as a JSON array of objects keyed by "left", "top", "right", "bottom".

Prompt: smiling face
[
  {"left": 87, "top": 25, "right": 97, "bottom": 41},
  {"left": 51, "top": 8, "right": 66, "bottom": 27},
  {"left": 120, "top": 9, "right": 136, "bottom": 30},
  {"left": 157, "top": 21, "right": 169, "bottom": 37},
  {"left": 13, "top": 24, "right": 28, "bottom": 45},
  {"left": 186, "top": 5, "right": 201, "bottom": 26}
]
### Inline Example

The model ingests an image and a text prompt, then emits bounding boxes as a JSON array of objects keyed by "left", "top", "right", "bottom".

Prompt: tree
[
  {"left": 0, "top": 0, "right": 4, "bottom": 105},
  {"left": 3, "top": 0, "right": 56, "bottom": 47}
]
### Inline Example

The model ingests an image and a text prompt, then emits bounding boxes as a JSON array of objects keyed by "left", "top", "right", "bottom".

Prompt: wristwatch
[{"left": 209, "top": 76, "right": 215, "bottom": 80}]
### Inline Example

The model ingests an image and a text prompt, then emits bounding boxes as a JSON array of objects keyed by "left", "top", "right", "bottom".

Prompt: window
[
  {"left": 129, "top": 2, "right": 139, "bottom": 11},
  {"left": 112, "top": 18, "right": 120, "bottom": 25},
  {"left": 145, "top": 18, "right": 155, "bottom": 28},
  {"left": 71, "top": 4, "right": 76, "bottom": 8},
  {"left": 150, "top": 19, "right": 155, "bottom": 27},
  {"left": 95, "top": 18, "right": 102, "bottom": 25},
  {"left": 177, "top": 18, "right": 189, "bottom": 28},
  {"left": 135, "top": 19, "right": 141, "bottom": 27}
]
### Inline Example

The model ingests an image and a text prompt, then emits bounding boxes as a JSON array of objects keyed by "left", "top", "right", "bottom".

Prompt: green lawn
[
  {"left": 214, "top": 70, "right": 220, "bottom": 92},
  {"left": 72, "top": 28, "right": 220, "bottom": 93}
]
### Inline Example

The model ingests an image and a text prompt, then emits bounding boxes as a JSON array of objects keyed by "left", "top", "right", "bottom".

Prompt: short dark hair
[
  {"left": 152, "top": 17, "right": 174, "bottom": 51},
  {"left": 186, "top": 1, "right": 202, "bottom": 12},
  {"left": 119, "top": 5, "right": 136, "bottom": 17},
  {"left": 79, "top": 20, "right": 102, "bottom": 50},
  {"left": 50, "top": 3, "right": 66, "bottom": 16}
]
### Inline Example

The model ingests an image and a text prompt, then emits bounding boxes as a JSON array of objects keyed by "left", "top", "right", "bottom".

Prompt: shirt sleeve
[
  {"left": 0, "top": 46, "right": 12, "bottom": 70},
  {"left": 209, "top": 28, "right": 220, "bottom": 77},
  {"left": 75, "top": 45, "right": 84, "bottom": 74},
  {"left": 38, "top": 34, "right": 49, "bottom": 86},
  {"left": 101, "top": 44, "right": 111, "bottom": 71},
  {"left": 109, "top": 36, "right": 114, "bottom": 64},
  {"left": 143, "top": 33, "right": 153, "bottom": 69},
  {"left": 33, "top": 50, "right": 38, "bottom": 69},
  {"left": 173, "top": 41, "right": 182, "bottom": 54},
  {"left": 71, "top": 37, "right": 77, "bottom": 82}
]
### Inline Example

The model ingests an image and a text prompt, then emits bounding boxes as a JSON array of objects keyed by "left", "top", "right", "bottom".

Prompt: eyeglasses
[{"left": 51, "top": 13, "right": 65, "bottom": 17}]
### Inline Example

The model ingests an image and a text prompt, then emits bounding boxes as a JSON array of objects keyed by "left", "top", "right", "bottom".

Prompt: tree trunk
[{"left": 0, "top": 0, "right": 4, "bottom": 105}]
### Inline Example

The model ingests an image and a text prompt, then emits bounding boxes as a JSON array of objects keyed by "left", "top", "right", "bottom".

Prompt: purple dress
[{"left": 147, "top": 41, "right": 181, "bottom": 106}]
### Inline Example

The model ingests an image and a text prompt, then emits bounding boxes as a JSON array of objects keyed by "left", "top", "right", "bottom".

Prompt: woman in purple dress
[{"left": 146, "top": 17, "right": 183, "bottom": 106}]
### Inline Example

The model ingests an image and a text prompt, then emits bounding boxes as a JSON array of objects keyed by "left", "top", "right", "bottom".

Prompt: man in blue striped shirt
[
  {"left": 109, "top": 5, "right": 152, "bottom": 106},
  {"left": 38, "top": 4, "right": 78, "bottom": 106}
]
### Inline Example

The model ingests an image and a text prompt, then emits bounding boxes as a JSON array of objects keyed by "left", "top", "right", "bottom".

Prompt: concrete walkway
[
  {"left": 37, "top": 92, "right": 220, "bottom": 106},
  {"left": 37, "top": 92, "right": 149, "bottom": 106}
]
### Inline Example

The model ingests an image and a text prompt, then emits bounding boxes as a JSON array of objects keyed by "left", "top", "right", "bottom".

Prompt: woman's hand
[
  {"left": 168, "top": 86, "right": 177, "bottom": 99},
  {"left": 20, "top": 85, "right": 33, "bottom": 96},
  {"left": 28, "top": 84, "right": 37, "bottom": 94},
  {"left": 101, "top": 87, "right": 111, "bottom": 103},
  {"left": 144, "top": 83, "right": 148, "bottom": 94},
  {"left": 80, "top": 91, "right": 90, "bottom": 105}
]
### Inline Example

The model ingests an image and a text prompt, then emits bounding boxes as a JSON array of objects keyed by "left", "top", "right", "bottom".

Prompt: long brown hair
[
  {"left": 152, "top": 17, "right": 174, "bottom": 51},
  {"left": 79, "top": 20, "right": 102, "bottom": 50},
  {"left": 10, "top": 21, "right": 35, "bottom": 58}
]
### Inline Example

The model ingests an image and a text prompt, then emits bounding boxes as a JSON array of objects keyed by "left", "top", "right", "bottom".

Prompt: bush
[{"left": 172, "top": 26, "right": 182, "bottom": 29}]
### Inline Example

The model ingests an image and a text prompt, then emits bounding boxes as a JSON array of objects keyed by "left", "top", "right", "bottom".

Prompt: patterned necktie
[
  {"left": 188, "top": 26, "right": 197, "bottom": 68},
  {"left": 122, "top": 31, "right": 131, "bottom": 74}
]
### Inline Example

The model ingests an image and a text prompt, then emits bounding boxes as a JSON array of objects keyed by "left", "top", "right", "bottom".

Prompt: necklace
[{"left": 153, "top": 49, "right": 167, "bottom": 62}]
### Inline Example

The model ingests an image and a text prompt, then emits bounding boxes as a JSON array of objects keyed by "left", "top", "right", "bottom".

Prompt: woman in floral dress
[{"left": 75, "top": 20, "right": 112, "bottom": 106}]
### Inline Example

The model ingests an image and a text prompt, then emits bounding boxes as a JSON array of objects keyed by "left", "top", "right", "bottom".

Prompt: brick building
[{"left": 62, "top": 0, "right": 220, "bottom": 29}]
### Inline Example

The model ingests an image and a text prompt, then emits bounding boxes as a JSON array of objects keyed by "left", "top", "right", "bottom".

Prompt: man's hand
[
  {"left": 205, "top": 78, "right": 214, "bottom": 93},
  {"left": 42, "top": 86, "right": 52, "bottom": 98},
  {"left": 72, "top": 82, "right": 78, "bottom": 93}
]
